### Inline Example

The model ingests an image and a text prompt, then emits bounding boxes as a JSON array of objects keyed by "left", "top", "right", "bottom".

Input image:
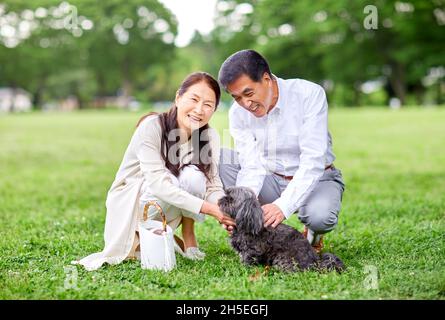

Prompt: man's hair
[{"left": 218, "top": 49, "right": 272, "bottom": 90}]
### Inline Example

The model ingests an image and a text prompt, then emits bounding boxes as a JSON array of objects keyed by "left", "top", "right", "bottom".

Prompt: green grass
[{"left": 0, "top": 107, "right": 444, "bottom": 299}]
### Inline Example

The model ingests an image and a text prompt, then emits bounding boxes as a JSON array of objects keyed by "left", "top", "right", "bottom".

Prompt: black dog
[{"left": 218, "top": 187, "right": 345, "bottom": 272}]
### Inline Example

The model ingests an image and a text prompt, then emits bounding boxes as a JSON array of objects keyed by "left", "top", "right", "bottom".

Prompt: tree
[
  {"left": 209, "top": 0, "right": 445, "bottom": 106},
  {"left": 0, "top": 0, "right": 179, "bottom": 108}
]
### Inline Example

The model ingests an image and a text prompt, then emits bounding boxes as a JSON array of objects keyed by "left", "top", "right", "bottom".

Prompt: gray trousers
[{"left": 218, "top": 148, "right": 345, "bottom": 236}]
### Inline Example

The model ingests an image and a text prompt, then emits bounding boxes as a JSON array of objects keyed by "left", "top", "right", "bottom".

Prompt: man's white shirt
[{"left": 228, "top": 76, "right": 336, "bottom": 219}]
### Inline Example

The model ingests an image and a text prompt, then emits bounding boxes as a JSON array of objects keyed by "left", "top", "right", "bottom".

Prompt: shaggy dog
[{"left": 218, "top": 187, "right": 345, "bottom": 272}]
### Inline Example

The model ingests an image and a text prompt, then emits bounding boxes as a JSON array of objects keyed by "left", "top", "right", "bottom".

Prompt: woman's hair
[{"left": 136, "top": 72, "right": 221, "bottom": 181}]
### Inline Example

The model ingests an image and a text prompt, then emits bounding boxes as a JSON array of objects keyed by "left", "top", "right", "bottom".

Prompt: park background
[{"left": 0, "top": 0, "right": 444, "bottom": 299}]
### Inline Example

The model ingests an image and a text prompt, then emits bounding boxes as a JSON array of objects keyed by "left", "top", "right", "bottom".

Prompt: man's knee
[
  {"left": 218, "top": 148, "right": 240, "bottom": 188},
  {"left": 298, "top": 200, "right": 339, "bottom": 233}
]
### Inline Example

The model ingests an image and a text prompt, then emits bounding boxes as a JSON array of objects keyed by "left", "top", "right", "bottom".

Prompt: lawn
[{"left": 0, "top": 107, "right": 444, "bottom": 299}]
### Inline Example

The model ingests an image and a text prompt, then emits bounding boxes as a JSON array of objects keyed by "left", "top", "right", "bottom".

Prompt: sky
[{"left": 158, "top": 0, "right": 217, "bottom": 47}]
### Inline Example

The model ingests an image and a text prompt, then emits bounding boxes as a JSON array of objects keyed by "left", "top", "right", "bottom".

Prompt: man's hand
[{"left": 262, "top": 203, "right": 285, "bottom": 228}]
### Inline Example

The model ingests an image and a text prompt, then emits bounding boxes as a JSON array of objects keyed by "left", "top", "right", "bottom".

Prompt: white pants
[{"left": 138, "top": 165, "right": 207, "bottom": 231}]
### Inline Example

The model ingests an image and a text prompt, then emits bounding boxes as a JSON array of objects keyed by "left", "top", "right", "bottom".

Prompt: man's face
[{"left": 226, "top": 73, "right": 274, "bottom": 118}]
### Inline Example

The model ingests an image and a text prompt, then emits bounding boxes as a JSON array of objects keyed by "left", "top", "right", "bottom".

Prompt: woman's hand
[
  {"left": 200, "top": 201, "right": 236, "bottom": 227},
  {"left": 215, "top": 211, "right": 236, "bottom": 226}
]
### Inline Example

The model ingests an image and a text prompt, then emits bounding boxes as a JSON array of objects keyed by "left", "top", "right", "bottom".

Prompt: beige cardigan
[{"left": 75, "top": 114, "right": 225, "bottom": 271}]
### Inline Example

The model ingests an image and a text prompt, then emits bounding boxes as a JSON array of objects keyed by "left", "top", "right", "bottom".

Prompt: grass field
[{"left": 0, "top": 107, "right": 444, "bottom": 299}]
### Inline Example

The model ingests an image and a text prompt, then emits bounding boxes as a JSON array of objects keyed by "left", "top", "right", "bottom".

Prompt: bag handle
[{"left": 142, "top": 201, "right": 167, "bottom": 233}]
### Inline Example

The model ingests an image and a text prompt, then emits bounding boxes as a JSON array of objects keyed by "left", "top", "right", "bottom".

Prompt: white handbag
[{"left": 138, "top": 201, "right": 176, "bottom": 272}]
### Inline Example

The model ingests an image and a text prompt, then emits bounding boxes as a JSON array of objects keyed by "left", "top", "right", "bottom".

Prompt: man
[{"left": 218, "top": 49, "right": 345, "bottom": 253}]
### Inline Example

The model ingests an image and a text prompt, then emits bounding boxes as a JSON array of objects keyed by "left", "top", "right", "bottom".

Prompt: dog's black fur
[{"left": 218, "top": 187, "right": 345, "bottom": 272}]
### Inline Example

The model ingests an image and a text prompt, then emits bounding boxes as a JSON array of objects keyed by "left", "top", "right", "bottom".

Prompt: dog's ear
[
  {"left": 236, "top": 195, "right": 263, "bottom": 235},
  {"left": 218, "top": 195, "right": 236, "bottom": 219}
]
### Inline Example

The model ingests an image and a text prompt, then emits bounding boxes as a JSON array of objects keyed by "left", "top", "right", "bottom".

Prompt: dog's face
[{"left": 218, "top": 187, "right": 263, "bottom": 235}]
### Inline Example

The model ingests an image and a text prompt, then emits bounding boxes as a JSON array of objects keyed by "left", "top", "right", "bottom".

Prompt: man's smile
[{"left": 249, "top": 103, "right": 260, "bottom": 112}]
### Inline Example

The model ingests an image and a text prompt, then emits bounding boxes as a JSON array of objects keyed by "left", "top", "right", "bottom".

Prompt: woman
[{"left": 75, "top": 72, "right": 235, "bottom": 271}]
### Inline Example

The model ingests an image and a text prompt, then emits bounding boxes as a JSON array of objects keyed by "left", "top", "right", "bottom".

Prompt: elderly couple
[{"left": 76, "top": 50, "right": 345, "bottom": 271}]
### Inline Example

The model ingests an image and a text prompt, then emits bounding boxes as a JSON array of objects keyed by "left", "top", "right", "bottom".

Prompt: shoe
[
  {"left": 173, "top": 236, "right": 205, "bottom": 260},
  {"left": 312, "top": 236, "right": 324, "bottom": 254},
  {"left": 303, "top": 226, "right": 324, "bottom": 254},
  {"left": 184, "top": 247, "right": 206, "bottom": 260},
  {"left": 174, "top": 244, "right": 205, "bottom": 260}
]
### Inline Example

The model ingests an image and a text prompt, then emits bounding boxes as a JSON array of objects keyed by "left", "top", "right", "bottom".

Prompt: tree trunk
[
  {"left": 72, "top": 83, "right": 84, "bottom": 109},
  {"left": 437, "top": 80, "right": 443, "bottom": 105},
  {"left": 93, "top": 72, "right": 107, "bottom": 108},
  {"left": 9, "top": 85, "right": 17, "bottom": 112},
  {"left": 413, "top": 84, "right": 424, "bottom": 106},
  {"left": 121, "top": 58, "right": 132, "bottom": 109},
  {"left": 353, "top": 82, "right": 361, "bottom": 106},
  {"left": 32, "top": 85, "right": 44, "bottom": 110},
  {"left": 10, "top": 93, "right": 15, "bottom": 112},
  {"left": 122, "top": 78, "right": 132, "bottom": 108},
  {"left": 383, "top": 82, "right": 393, "bottom": 106},
  {"left": 389, "top": 61, "right": 406, "bottom": 106}
]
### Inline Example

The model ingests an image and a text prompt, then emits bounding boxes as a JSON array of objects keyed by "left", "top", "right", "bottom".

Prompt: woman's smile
[{"left": 187, "top": 113, "right": 202, "bottom": 123}]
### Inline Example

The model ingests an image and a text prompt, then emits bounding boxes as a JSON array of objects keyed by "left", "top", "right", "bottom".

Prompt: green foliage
[
  {"left": 0, "top": 108, "right": 444, "bottom": 299},
  {"left": 209, "top": 0, "right": 445, "bottom": 106},
  {"left": 0, "top": 0, "right": 178, "bottom": 107},
  {"left": 0, "top": 0, "right": 444, "bottom": 107}
]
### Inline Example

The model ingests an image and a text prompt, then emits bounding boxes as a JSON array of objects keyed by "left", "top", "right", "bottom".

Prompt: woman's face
[{"left": 176, "top": 81, "right": 217, "bottom": 136}]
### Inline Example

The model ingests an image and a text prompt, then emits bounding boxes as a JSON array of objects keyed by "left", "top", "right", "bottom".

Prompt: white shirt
[{"left": 228, "top": 76, "right": 335, "bottom": 219}]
